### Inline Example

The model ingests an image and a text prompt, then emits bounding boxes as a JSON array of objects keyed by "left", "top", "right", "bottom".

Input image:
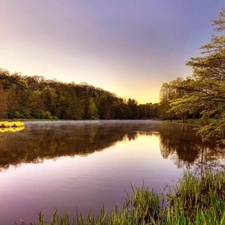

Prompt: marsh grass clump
[
  {"left": 17, "top": 170, "right": 225, "bottom": 225},
  {"left": 106, "top": 184, "right": 162, "bottom": 225},
  {"left": 166, "top": 170, "right": 225, "bottom": 224}
]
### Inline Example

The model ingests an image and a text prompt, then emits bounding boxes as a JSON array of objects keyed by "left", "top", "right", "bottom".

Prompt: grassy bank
[
  {"left": 171, "top": 118, "right": 216, "bottom": 125},
  {"left": 18, "top": 170, "right": 225, "bottom": 225}
]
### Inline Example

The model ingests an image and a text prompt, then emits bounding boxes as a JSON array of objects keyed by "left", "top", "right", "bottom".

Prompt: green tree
[
  {"left": 158, "top": 82, "right": 178, "bottom": 120},
  {"left": 127, "top": 98, "right": 139, "bottom": 119},
  {"left": 41, "top": 87, "right": 58, "bottom": 118},
  {"left": 6, "top": 88, "right": 18, "bottom": 118},
  {"left": 0, "top": 82, "right": 7, "bottom": 118},
  {"left": 28, "top": 91, "right": 45, "bottom": 118},
  {"left": 88, "top": 97, "right": 99, "bottom": 119},
  {"left": 170, "top": 8, "right": 225, "bottom": 142},
  {"left": 168, "top": 78, "right": 199, "bottom": 122},
  {"left": 97, "top": 93, "right": 114, "bottom": 119}
]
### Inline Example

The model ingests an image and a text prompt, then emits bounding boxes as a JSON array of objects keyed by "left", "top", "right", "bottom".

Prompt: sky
[{"left": 0, "top": 0, "right": 224, "bottom": 104}]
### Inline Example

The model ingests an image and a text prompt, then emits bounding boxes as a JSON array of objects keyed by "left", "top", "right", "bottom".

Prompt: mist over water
[{"left": 0, "top": 120, "right": 225, "bottom": 224}]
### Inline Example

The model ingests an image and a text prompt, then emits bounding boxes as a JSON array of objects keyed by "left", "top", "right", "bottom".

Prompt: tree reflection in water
[
  {"left": 158, "top": 123, "right": 225, "bottom": 174},
  {"left": 0, "top": 121, "right": 225, "bottom": 174}
]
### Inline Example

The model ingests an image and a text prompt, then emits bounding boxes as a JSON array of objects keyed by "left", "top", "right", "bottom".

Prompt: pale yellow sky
[{"left": 0, "top": 0, "right": 223, "bottom": 104}]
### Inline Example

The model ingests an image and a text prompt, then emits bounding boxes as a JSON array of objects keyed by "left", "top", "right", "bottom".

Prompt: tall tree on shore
[
  {"left": 170, "top": 8, "right": 225, "bottom": 143},
  {"left": 0, "top": 82, "right": 7, "bottom": 118}
]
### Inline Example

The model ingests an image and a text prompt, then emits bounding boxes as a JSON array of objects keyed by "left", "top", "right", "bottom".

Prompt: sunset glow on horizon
[{"left": 0, "top": 0, "right": 224, "bottom": 104}]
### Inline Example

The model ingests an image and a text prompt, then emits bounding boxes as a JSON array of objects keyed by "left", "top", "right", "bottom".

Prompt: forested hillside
[{"left": 0, "top": 69, "right": 157, "bottom": 120}]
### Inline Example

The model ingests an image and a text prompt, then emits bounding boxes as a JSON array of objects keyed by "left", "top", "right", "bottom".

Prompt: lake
[{"left": 0, "top": 120, "right": 225, "bottom": 224}]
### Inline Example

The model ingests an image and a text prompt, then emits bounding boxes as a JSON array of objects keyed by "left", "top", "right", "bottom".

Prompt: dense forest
[{"left": 0, "top": 68, "right": 157, "bottom": 120}]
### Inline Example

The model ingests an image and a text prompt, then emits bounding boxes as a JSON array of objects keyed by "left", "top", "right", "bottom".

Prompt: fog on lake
[{"left": 0, "top": 120, "right": 225, "bottom": 224}]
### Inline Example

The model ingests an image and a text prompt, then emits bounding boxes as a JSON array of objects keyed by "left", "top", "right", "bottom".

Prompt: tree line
[
  {"left": 158, "top": 8, "right": 225, "bottom": 143},
  {"left": 0, "top": 69, "right": 157, "bottom": 120}
]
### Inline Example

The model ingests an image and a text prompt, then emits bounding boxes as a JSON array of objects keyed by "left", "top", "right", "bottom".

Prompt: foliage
[
  {"left": 0, "top": 69, "right": 157, "bottom": 120},
  {"left": 166, "top": 8, "right": 225, "bottom": 143},
  {"left": 158, "top": 78, "right": 185, "bottom": 120}
]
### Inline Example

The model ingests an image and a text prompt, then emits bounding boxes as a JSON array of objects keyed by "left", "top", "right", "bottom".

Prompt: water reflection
[
  {"left": 0, "top": 121, "right": 157, "bottom": 170},
  {"left": 1, "top": 121, "right": 225, "bottom": 224},
  {"left": 0, "top": 121, "right": 225, "bottom": 172},
  {"left": 158, "top": 123, "right": 225, "bottom": 173}
]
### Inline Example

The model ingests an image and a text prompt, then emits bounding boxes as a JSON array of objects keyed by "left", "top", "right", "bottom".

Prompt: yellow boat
[
  {"left": 0, "top": 126, "right": 24, "bottom": 132},
  {"left": 0, "top": 121, "right": 25, "bottom": 129}
]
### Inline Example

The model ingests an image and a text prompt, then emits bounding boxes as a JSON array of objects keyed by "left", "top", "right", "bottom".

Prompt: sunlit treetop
[{"left": 168, "top": 8, "right": 225, "bottom": 143}]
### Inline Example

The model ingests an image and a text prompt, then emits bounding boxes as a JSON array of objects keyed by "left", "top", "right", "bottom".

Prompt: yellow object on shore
[
  {"left": 0, "top": 121, "right": 25, "bottom": 128},
  {"left": 0, "top": 126, "right": 24, "bottom": 132}
]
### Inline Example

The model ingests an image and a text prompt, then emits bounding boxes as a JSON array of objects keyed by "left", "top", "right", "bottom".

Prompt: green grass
[
  {"left": 18, "top": 170, "right": 225, "bottom": 225},
  {"left": 171, "top": 118, "right": 216, "bottom": 125}
]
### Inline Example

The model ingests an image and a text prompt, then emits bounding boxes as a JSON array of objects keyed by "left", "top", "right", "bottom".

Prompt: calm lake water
[{"left": 1, "top": 120, "right": 225, "bottom": 224}]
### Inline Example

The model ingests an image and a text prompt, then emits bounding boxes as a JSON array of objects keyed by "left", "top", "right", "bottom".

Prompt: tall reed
[{"left": 17, "top": 170, "right": 225, "bottom": 225}]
